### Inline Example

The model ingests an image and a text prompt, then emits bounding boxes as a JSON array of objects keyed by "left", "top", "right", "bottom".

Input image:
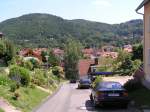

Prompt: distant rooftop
[{"left": 0, "top": 32, "right": 3, "bottom": 35}]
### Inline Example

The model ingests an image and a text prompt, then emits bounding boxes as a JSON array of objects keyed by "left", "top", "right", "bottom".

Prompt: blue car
[{"left": 90, "top": 81, "right": 130, "bottom": 107}]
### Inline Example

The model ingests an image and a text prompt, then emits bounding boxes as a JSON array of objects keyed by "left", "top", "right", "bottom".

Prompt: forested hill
[{"left": 0, "top": 13, "right": 143, "bottom": 48}]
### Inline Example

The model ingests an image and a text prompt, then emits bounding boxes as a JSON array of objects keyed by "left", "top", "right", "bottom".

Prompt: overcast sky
[{"left": 0, "top": 0, "right": 143, "bottom": 24}]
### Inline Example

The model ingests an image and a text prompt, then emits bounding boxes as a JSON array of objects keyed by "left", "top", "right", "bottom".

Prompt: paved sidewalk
[{"left": 0, "top": 98, "right": 21, "bottom": 112}]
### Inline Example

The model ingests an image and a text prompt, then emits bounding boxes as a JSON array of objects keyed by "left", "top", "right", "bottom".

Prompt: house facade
[{"left": 136, "top": 0, "right": 150, "bottom": 82}]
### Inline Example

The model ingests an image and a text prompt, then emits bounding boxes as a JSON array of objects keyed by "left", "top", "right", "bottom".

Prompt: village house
[
  {"left": 123, "top": 44, "right": 133, "bottom": 53},
  {"left": 136, "top": 0, "right": 150, "bottom": 86},
  {"left": 82, "top": 47, "right": 118, "bottom": 59},
  {"left": 82, "top": 48, "right": 95, "bottom": 58},
  {"left": 78, "top": 58, "right": 98, "bottom": 78},
  {"left": 19, "top": 48, "right": 48, "bottom": 61},
  {"left": 100, "top": 51, "right": 118, "bottom": 59},
  {"left": 78, "top": 59, "right": 94, "bottom": 78},
  {"left": 52, "top": 48, "right": 64, "bottom": 58}
]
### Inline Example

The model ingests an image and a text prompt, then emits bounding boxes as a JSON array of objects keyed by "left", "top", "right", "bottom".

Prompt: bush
[
  {"left": 23, "top": 61, "right": 33, "bottom": 70},
  {"left": 31, "top": 69, "right": 47, "bottom": 86},
  {"left": 9, "top": 65, "right": 30, "bottom": 86},
  {"left": 30, "top": 58, "right": 40, "bottom": 69},
  {"left": 10, "top": 82, "right": 17, "bottom": 92},
  {"left": 92, "top": 76, "right": 103, "bottom": 88},
  {"left": 13, "top": 91, "right": 20, "bottom": 100},
  {"left": 30, "top": 84, "right": 36, "bottom": 89},
  {"left": 124, "top": 79, "right": 143, "bottom": 92},
  {"left": 52, "top": 66, "right": 60, "bottom": 76},
  {"left": 0, "top": 74, "right": 11, "bottom": 86}
]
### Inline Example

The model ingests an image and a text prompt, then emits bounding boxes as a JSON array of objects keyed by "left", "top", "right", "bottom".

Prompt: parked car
[
  {"left": 90, "top": 81, "right": 130, "bottom": 107},
  {"left": 70, "top": 79, "right": 77, "bottom": 83},
  {"left": 78, "top": 78, "right": 91, "bottom": 89}
]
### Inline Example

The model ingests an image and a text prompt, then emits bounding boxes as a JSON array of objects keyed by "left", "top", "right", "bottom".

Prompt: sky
[{"left": 0, "top": 0, "right": 143, "bottom": 24}]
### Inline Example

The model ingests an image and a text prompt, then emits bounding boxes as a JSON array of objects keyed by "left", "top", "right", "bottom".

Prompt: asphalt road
[{"left": 34, "top": 83, "right": 142, "bottom": 112}]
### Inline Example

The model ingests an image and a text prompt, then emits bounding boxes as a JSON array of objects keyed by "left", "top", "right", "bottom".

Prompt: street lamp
[
  {"left": 45, "top": 55, "right": 49, "bottom": 88},
  {"left": 45, "top": 55, "right": 49, "bottom": 69}
]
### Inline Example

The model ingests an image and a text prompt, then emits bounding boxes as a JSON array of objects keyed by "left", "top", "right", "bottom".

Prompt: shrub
[
  {"left": 124, "top": 79, "right": 143, "bottom": 92},
  {"left": 30, "top": 84, "right": 36, "bottom": 89},
  {"left": 10, "top": 82, "right": 17, "bottom": 92},
  {"left": 31, "top": 69, "right": 47, "bottom": 86},
  {"left": 9, "top": 65, "right": 30, "bottom": 86},
  {"left": 52, "top": 66, "right": 60, "bottom": 76},
  {"left": 13, "top": 92, "right": 20, "bottom": 100},
  {"left": 30, "top": 58, "right": 40, "bottom": 69},
  {"left": 0, "top": 74, "right": 11, "bottom": 86},
  {"left": 92, "top": 76, "right": 103, "bottom": 88},
  {"left": 23, "top": 61, "right": 33, "bottom": 70}
]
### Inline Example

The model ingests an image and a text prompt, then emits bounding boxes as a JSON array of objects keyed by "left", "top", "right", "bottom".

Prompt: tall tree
[
  {"left": 132, "top": 43, "right": 143, "bottom": 61},
  {"left": 4, "top": 40, "right": 16, "bottom": 63},
  {"left": 64, "top": 38, "right": 82, "bottom": 80},
  {"left": 0, "top": 39, "right": 16, "bottom": 65}
]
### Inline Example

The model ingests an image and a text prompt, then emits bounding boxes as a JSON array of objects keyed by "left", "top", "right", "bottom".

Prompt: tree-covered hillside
[{"left": 0, "top": 13, "right": 143, "bottom": 48}]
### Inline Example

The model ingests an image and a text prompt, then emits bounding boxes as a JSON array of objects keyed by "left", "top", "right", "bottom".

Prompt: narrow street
[{"left": 34, "top": 83, "right": 141, "bottom": 112}]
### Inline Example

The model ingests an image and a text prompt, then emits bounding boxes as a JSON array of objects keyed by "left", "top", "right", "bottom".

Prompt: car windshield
[{"left": 97, "top": 82, "right": 122, "bottom": 89}]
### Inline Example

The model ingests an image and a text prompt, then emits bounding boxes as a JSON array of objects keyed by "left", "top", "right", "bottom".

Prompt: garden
[{"left": 0, "top": 40, "right": 65, "bottom": 112}]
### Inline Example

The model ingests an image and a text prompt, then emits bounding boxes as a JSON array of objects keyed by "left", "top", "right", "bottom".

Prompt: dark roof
[{"left": 136, "top": 0, "right": 150, "bottom": 12}]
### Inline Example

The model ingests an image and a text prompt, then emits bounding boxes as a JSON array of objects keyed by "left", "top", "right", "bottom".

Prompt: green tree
[
  {"left": 132, "top": 43, "right": 143, "bottom": 61},
  {"left": 41, "top": 51, "right": 48, "bottom": 62},
  {"left": 4, "top": 40, "right": 16, "bottom": 64},
  {"left": 119, "top": 56, "right": 133, "bottom": 75},
  {"left": 115, "top": 50, "right": 133, "bottom": 75},
  {"left": 9, "top": 65, "right": 30, "bottom": 86},
  {"left": 0, "top": 40, "right": 16, "bottom": 65},
  {"left": 30, "top": 58, "right": 40, "bottom": 69},
  {"left": 64, "top": 38, "right": 82, "bottom": 80},
  {"left": 0, "top": 41, "right": 6, "bottom": 57},
  {"left": 116, "top": 50, "right": 130, "bottom": 63},
  {"left": 48, "top": 51, "right": 59, "bottom": 67}
]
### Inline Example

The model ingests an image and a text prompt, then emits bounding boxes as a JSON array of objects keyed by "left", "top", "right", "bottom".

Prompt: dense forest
[{"left": 0, "top": 13, "right": 143, "bottom": 48}]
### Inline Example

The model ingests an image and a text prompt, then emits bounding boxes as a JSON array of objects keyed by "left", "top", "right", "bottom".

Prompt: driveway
[
  {"left": 34, "top": 83, "right": 141, "bottom": 112},
  {"left": 103, "top": 76, "right": 133, "bottom": 85}
]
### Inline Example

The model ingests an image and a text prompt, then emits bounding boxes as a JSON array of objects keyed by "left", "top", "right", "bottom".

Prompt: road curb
[{"left": 32, "top": 81, "right": 68, "bottom": 112}]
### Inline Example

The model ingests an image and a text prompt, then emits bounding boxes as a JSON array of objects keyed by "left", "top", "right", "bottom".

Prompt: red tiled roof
[
  {"left": 53, "top": 48, "right": 64, "bottom": 56},
  {"left": 82, "top": 48, "right": 94, "bottom": 54},
  {"left": 78, "top": 59, "right": 95, "bottom": 77},
  {"left": 101, "top": 52, "right": 118, "bottom": 59},
  {"left": 19, "top": 48, "right": 44, "bottom": 60}
]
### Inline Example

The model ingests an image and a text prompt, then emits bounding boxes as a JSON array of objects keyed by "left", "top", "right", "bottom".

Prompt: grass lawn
[
  {"left": 0, "top": 108, "right": 5, "bottom": 112},
  {"left": 0, "top": 85, "right": 49, "bottom": 112},
  {"left": 128, "top": 85, "right": 150, "bottom": 107}
]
